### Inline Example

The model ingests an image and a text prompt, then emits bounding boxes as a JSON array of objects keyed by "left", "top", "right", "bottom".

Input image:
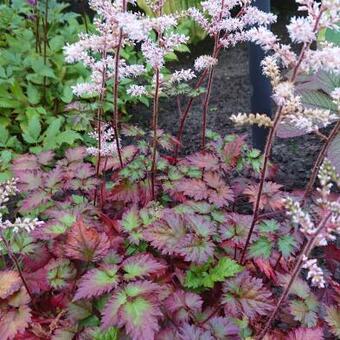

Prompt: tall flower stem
[
  {"left": 201, "top": 33, "right": 219, "bottom": 149},
  {"left": 240, "top": 10, "right": 324, "bottom": 264},
  {"left": 151, "top": 68, "right": 161, "bottom": 200},
  {"left": 0, "top": 232, "right": 34, "bottom": 303},
  {"left": 112, "top": 0, "right": 126, "bottom": 169},
  {"left": 257, "top": 211, "right": 333, "bottom": 339},
  {"left": 80, "top": 0, "right": 89, "bottom": 34},
  {"left": 175, "top": 69, "right": 209, "bottom": 158},
  {"left": 301, "top": 121, "right": 340, "bottom": 205},
  {"left": 175, "top": 4, "right": 246, "bottom": 157},
  {"left": 43, "top": 0, "right": 49, "bottom": 102}
]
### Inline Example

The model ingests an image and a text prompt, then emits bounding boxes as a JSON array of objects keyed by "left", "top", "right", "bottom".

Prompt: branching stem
[
  {"left": 0, "top": 232, "right": 34, "bottom": 303},
  {"left": 301, "top": 121, "right": 340, "bottom": 206},
  {"left": 240, "top": 10, "right": 324, "bottom": 264},
  {"left": 257, "top": 211, "right": 333, "bottom": 339}
]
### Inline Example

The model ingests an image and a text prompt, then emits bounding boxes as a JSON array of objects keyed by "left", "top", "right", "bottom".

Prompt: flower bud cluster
[
  {"left": 194, "top": 56, "right": 218, "bottom": 72},
  {"left": 87, "top": 124, "right": 119, "bottom": 157},
  {"left": 1, "top": 217, "right": 44, "bottom": 234},
  {"left": 230, "top": 113, "right": 273, "bottom": 128},
  {"left": 285, "top": 108, "right": 338, "bottom": 132},
  {"left": 284, "top": 197, "right": 316, "bottom": 236},
  {"left": 302, "top": 255, "right": 326, "bottom": 288},
  {"left": 261, "top": 56, "right": 281, "bottom": 86},
  {"left": 0, "top": 178, "right": 18, "bottom": 210},
  {"left": 0, "top": 180, "right": 44, "bottom": 235}
]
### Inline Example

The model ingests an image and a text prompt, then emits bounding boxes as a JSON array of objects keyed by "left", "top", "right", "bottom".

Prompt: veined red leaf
[
  {"left": 23, "top": 245, "right": 51, "bottom": 272},
  {"left": 12, "top": 154, "right": 39, "bottom": 174},
  {"left": 164, "top": 290, "right": 202, "bottom": 323},
  {"left": 122, "top": 254, "right": 166, "bottom": 280},
  {"left": 287, "top": 327, "right": 323, "bottom": 340},
  {"left": 144, "top": 210, "right": 186, "bottom": 256},
  {"left": 179, "top": 234, "right": 215, "bottom": 264},
  {"left": 223, "top": 135, "right": 245, "bottom": 168},
  {"left": 178, "top": 324, "right": 213, "bottom": 340},
  {"left": 65, "top": 147, "right": 87, "bottom": 163},
  {"left": 185, "top": 214, "right": 216, "bottom": 238},
  {"left": 101, "top": 281, "right": 162, "bottom": 340},
  {"left": 37, "top": 150, "right": 55, "bottom": 165},
  {"left": 175, "top": 179, "right": 208, "bottom": 201},
  {"left": 74, "top": 265, "right": 119, "bottom": 301},
  {"left": 65, "top": 220, "right": 110, "bottom": 262},
  {"left": 206, "top": 316, "right": 240, "bottom": 339},
  {"left": 186, "top": 152, "right": 220, "bottom": 171},
  {"left": 244, "top": 182, "right": 284, "bottom": 211},
  {"left": 20, "top": 190, "right": 48, "bottom": 211},
  {"left": 24, "top": 267, "right": 49, "bottom": 294},
  {"left": 0, "top": 271, "right": 22, "bottom": 299},
  {"left": 222, "top": 272, "right": 273, "bottom": 320},
  {"left": 0, "top": 306, "right": 31, "bottom": 340},
  {"left": 219, "top": 213, "right": 254, "bottom": 248}
]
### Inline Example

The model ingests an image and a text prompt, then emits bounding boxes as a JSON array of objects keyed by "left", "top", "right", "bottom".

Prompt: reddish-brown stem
[
  {"left": 111, "top": 1, "right": 126, "bottom": 169},
  {"left": 273, "top": 253, "right": 282, "bottom": 272},
  {"left": 240, "top": 10, "right": 324, "bottom": 264},
  {"left": 240, "top": 111, "right": 282, "bottom": 264},
  {"left": 94, "top": 43, "right": 108, "bottom": 206},
  {"left": 43, "top": 0, "right": 49, "bottom": 102},
  {"left": 301, "top": 121, "right": 340, "bottom": 206},
  {"left": 199, "top": 303, "right": 224, "bottom": 326},
  {"left": 257, "top": 211, "right": 332, "bottom": 339},
  {"left": 174, "top": 4, "right": 246, "bottom": 157},
  {"left": 174, "top": 69, "right": 209, "bottom": 158},
  {"left": 201, "top": 63, "right": 216, "bottom": 149},
  {"left": 151, "top": 68, "right": 161, "bottom": 200},
  {"left": 0, "top": 232, "right": 34, "bottom": 303}
]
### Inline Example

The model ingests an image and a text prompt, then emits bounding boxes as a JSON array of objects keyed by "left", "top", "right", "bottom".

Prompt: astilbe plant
[{"left": 0, "top": 0, "right": 340, "bottom": 339}]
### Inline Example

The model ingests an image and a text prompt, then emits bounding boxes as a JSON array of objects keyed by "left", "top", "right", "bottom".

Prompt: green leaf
[
  {"left": 258, "top": 220, "right": 279, "bottom": 233},
  {"left": 92, "top": 327, "right": 119, "bottom": 340},
  {"left": 249, "top": 237, "right": 272, "bottom": 259},
  {"left": 26, "top": 83, "right": 41, "bottom": 105},
  {"left": 290, "top": 297, "right": 318, "bottom": 327},
  {"left": 0, "top": 97, "right": 20, "bottom": 108},
  {"left": 56, "top": 130, "right": 82, "bottom": 145},
  {"left": 209, "top": 257, "right": 243, "bottom": 283},
  {"left": 184, "top": 257, "right": 243, "bottom": 290},
  {"left": 0, "top": 125, "right": 9, "bottom": 146},
  {"left": 61, "top": 86, "right": 73, "bottom": 103},
  {"left": 122, "top": 208, "right": 141, "bottom": 232},
  {"left": 278, "top": 235, "right": 296, "bottom": 258},
  {"left": 42, "top": 118, "right": 63, "bottom": 149},
  {"left": 22, "top": 115, "right": 41, "bottom": 144},
  {"left": 325, "top": 306, "right": 340, "bottom": 338}
]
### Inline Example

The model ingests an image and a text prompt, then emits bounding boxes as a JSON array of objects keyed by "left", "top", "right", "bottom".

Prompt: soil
[{"left": 129, "top": 11, "right": 326, "bottom": 190}]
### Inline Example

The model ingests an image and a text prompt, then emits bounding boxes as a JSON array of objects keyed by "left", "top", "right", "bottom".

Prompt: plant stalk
[
  {"left": 43, "top": 0, "right": 49, "bottom": 102},
  {"left": 240, "top": 10, "right": 324, "bottom": 264},
  {"left": 112, "top": 0, "right": 126, "bottom": 169},
  {"left": 257, "top": 211, "right": 332, "bottom": 339},
  {"left": 301, "top": 120, "right": 340, "bottom": 205},
  {"left": 151, "top": 68, "right": 161, "bottom": 200},
  {"left": 0, "top": 232, "right": 34, "bottom": 303}
]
